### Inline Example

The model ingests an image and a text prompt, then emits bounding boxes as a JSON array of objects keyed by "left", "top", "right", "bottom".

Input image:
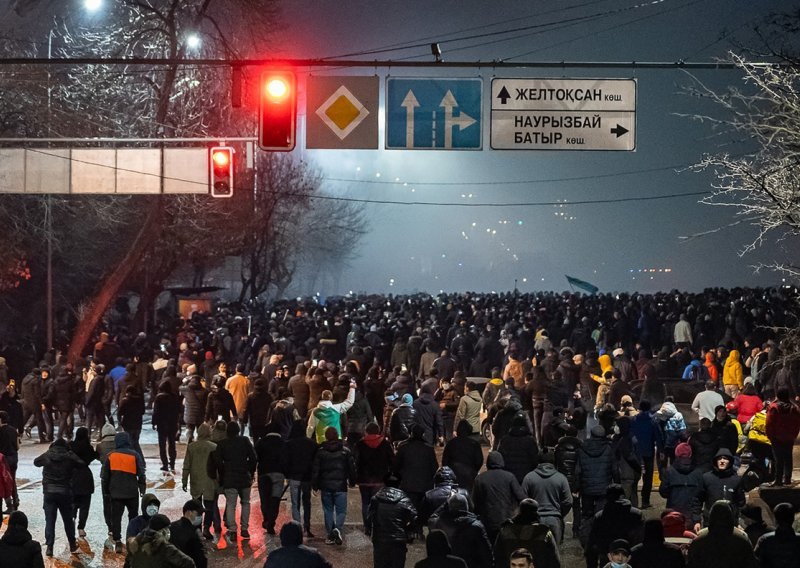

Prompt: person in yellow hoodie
[{"left": 722, "top": 350, "right": 744, "bottom": 399}]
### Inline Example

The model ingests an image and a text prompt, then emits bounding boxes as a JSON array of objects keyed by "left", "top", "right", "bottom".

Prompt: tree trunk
[{"left": 67, "top": 199, "right": 163, "bottom": 362}]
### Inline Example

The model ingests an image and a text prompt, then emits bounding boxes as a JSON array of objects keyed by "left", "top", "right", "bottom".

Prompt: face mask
[
  {"left": 191, "top": 514, "right": 203, "bottom": 527},
  {"left": 611, "top": 563, "right": 627, "bottom": 568},
  {"left": 146, "top": 505, "right": 159, "bottom": 517}
]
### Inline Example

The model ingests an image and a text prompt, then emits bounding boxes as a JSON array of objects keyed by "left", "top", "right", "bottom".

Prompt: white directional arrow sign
[
  {"left": 440, "top": 90, "right": 477, "bottom": 149},
  {"left": 401, "top": 90, "right": 420, "bottom": 149}
]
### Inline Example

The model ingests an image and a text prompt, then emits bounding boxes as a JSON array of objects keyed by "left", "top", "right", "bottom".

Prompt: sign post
[{"left": 490, "top": 78, "right": 636, "bottom": 151}]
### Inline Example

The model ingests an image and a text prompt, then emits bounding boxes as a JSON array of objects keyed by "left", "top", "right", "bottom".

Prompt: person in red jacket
[
  {"left": 726, "top": 383, "right": 763, "bottom": 426},
  {"left": 765, "top": 388, "right": 800, "bottom": 486}
]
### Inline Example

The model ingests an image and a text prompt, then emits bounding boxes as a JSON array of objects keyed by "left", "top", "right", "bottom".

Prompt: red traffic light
[
  {"left": 209, "top": 146, "right": 234, "bottom": 199},
  {"left": 259, "top": 71, "right": 296, "bottom": 151}
]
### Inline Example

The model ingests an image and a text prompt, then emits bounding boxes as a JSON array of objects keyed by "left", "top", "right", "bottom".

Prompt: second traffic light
[
  {"left": 259, "top": 71, "right": 296, "bottom": 151},
  {"left": 209, "top": 146, "right": 234, "bottom": 198}
]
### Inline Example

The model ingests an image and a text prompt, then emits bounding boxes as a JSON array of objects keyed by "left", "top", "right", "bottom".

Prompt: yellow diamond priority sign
[{"left": 307, "top": 76, "right": 378, "bottom": 149}]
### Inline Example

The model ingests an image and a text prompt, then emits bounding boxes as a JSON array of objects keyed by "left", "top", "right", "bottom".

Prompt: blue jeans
[
  {"left": 44, "top": 492, "right": 75, "bottom": 547},
  {"left": 320, "top": 490, "right": 347, "bottom": 535},
  {"left": 289, "top": 480, "right": 312, "bottom": 529}
]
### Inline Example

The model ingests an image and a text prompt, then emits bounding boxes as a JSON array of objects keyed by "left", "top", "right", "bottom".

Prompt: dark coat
[
  {"left": 69, "top": 437, "right": 98, "bottom": 496},
  {"left": 521, "top": 463, "right": 573, "bottom": 521},
  {"left": 243, "top": 385, "right": 273, "bottom": 432},
  {"left": 701, "top": 449, "right": 745, "bottom": 522},
  {"left": 354, "top": 434, "right": 394, "bottom": 485},
  {"left": 554, "top": 435, "right": 581, "bottom": 492},
  {"left": 630, "top": 411, "right": 664, "bottom": 458},
  {"left": 442, "top": 425, "right": 484, "bottom": 491},
  {"left": 576, "top": 435, "right": 616, "bottom": 497},
  {"left": 366, "top": 486, "right": 417, "bottom": 544},
  {"left": 311, "top": 439, "right": 356, "bottom": 492},
  {"left": 687, "top": 501, "right": 757, "bottom": 568},
  {"left": 431, "top": 509, "right": 493, "bottom": 568},
  {"left": 33, "top": 441, "right": 84, "bottom": 494},
  {"left": 212, "top": 434, "right": 257, "bottom": 489},
  {"left": 169, "top": 517, "right": 207, "bottom": 568},
  {"left": 472, "top": 452, "right": 526, "bottom": 534},
  {"left": 255, "top": 433, "right": 286, "bottom": 476},
  {"left": 754, "top": 526, "right": 800, "bottom": 568},
  {"left": 394, "top": 436, "right": 438, "bottom": 495},
  {"left": 389, "top": 404, "right": 416, "bottom": 443},
  {"left": 264, "top": 544, "right": 332, "bottom": 568},
  {"left": 659, "top": 457, "right": 704, "bottom": 524},
  {"left": 497, "top": 422, "right": 540, "bottom": 484},
  {"left": 586, "top": 499, "right": 645, "bottom": 568},
  {"left": 51, "top": 373, "right": 76, "bottom": 412},
  {"left": 0, "top": 526, "right": 44, "bottom": 568},
  {"left": 493, "top": 518, "right": 561, "bottom": 568},
  {"left": 205, "top": 387, "right": 237, "bottom": 423},
  {"left": 413, "top": 393, "right": 444, "bottom": 444},
  {"left": 285, "top": 424, "right": 318, "bottom": 483},
  {"left": 180, "top": 378, "right": 207, "bottom": 425},
  {"left": 420, "top": 468, "right": 469, "bottom": 526},
  {"left": 689, "top": 429, "right": 720, "bottom": 472},
  {"left": 118, "top": 391, "right": 145, "bottom": 431},
  {"left": 152, "top": 390, "right": 181, "bottom": 433},
  {"left": 629, "top": 540, "right": 685, "bottom": 568}
]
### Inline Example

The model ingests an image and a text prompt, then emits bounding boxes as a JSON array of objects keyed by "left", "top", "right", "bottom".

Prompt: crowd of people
[{"left": 0, "top": 287, "right": 799, "bottom": 567}]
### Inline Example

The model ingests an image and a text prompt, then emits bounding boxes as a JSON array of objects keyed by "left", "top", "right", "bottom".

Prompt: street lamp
[
  {"left": 186, "top": 33, "right": 201, "bottom": 50},
  {"left": 84, "top": 0, "right": 102, "bottom": 12}
]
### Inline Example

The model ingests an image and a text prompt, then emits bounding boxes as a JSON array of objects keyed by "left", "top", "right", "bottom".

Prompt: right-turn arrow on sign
[{"left": 490, "top": 78, "right": 636, "bottom": 151}]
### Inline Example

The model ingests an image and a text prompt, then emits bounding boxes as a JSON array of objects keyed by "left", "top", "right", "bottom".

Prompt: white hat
[{"left": 612, "top": 348, "right": 625, "bottom": 357}]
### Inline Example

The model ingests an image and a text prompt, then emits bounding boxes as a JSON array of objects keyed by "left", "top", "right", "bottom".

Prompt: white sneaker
[{"left": 104, "top": 537, "right": 115, "bottom": 550}]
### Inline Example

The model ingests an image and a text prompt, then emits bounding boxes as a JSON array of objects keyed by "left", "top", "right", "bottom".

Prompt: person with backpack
[
  {"left": 683, "top": 358, "right": 710, "bottom": 382},
  {"left": 493, "top": 499, "right": 561, "bottom": 568}
]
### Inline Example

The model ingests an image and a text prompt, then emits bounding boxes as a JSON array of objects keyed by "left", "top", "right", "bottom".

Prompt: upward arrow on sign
[
  {"left": 401, "top": 90, "right": 420, "bottom": 148},
  {"left": 497, "top": 86, "right": 511, "bottom": 104},
  {"left": 440, "top": 90, "right": 476, "bottom": 149}
]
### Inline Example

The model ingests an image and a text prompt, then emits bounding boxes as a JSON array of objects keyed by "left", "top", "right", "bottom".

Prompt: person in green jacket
[
  {"left": 181, "top": 423, "right": 220, "bottom": 540},
  {"left": 307, "top": 382, "right": 356, "bottom": 443},
  {"left": 454, "top": 381, "right": 483, "bottom": 438}
]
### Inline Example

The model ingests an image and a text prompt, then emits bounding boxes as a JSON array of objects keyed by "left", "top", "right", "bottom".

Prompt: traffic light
[
  {"left": 259, "top": 71, "right": 296, "bottom": 151},
  {"left": 209, "top": 146, "right": 234, "bottom": 198}
]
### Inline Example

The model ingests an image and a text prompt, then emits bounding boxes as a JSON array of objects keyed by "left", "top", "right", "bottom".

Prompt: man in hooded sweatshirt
[
  {"left": 307, "top": 383, "right": 356, "bottom": 444},
  {"left": 0, "top": 511, "right": 44, "bottom": 568},
  {"left": 312, "top": 426, "right": 357, "bottom": 546},
  {"left": 521, "top": 452, "right": 573, "bottom": 544},
  {"left": 585, "top": 485, "right": 644, "bottom": 568},
  {"left": 493, "top": 498, "right": 561, "bottom": 568},
  {"left": 125, "top": 513, "right": 194, "bottom": 568},
  {"left": 264, "top": 520, "right": 332, "bottom": 568},
  {"left": 354, "top": 422, "right": 394, "bottom": 530},
  {"left": 102, "top": 431, "right": 147, "bottom": 552},
  {"left": 497, "top": 414, "right": 540, "bottom": 485},
  {"left": 413, "top": 390, "right": 444, "bottom": 446},
  {"left": 472, "top": 451, "right": 526, "bottom": 543},
  {"left": 687, "top": 501, "right": 756, "bottom": 568},
  {"left": 442, "top": 420, "right": 484, "bottom": 492},
  {"left": 430, "top": 492, "right": 493, "bottom": 568},
  {"left": 765, "top": 387, "right": 800, "bottom": 486},
  {"left": 33, "top": 438, "right": 84, "bottom": 556},
  {"left": 701, "top": 448, "right": 745, "bottom": 528},
  {"left": 126, "top": 493, "right": 161, "bottom": 539},
  {"left": 629, "top": 519, "right": 685, "bottom": 568},
  {"left": 414, "top": 529, "right": 468, "bottom": 568}
]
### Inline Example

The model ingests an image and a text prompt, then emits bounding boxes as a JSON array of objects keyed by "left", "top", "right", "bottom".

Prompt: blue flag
[{"left": 565, "top": 275, "right": 599, "bottom": 294}]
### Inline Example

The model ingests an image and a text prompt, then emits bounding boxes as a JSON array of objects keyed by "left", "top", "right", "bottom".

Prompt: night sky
[{"left": 275, "top": 0, "right": 798, "bottom": 295}]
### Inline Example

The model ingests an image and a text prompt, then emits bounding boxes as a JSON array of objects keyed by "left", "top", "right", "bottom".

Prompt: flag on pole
[{"left": 565, "top": 275, "right": 599, "bottom": 294}]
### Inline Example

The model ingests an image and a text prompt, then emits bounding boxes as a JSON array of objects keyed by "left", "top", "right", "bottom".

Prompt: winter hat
[
  {"left": 590, "top": 425, "right": 606, "bottom": 438},
  {"left": 609, "top": 538, "right": 631, "bottom": 554},
  {"left": 401, "top": 393, "right": 413, "bottom": 405},
  {"left": 744, "top": 376, "right": 755, "bottom": 387},
  {"left": 675, "top": 442, "right": 693, "bottom": 459},
  {"left": 447, "top": 493, "right": 469, "bottom": 513},
  {"left": 148, "top": 514, "right": 171, "bottom": 532},
  {"left": 8, "top": 511, "right": 28, "bottom": 529},
  {"left": 205, "top": 351, "right": 214, "bottom": 361},
  {"left": 612, "top": 348, "right": 625, "bottom": 357},
  {"left": 101, "top": 423, "right": 116, "bottom": 438}
]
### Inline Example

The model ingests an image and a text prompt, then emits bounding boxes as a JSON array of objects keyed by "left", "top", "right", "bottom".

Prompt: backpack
[{"left": 689, "top": 364, "right": 710, "bottom": 382}]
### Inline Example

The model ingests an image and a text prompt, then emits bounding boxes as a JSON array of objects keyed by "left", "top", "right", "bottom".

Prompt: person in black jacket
[
  {"left": 312, "top": 426, "right": 357, "bottom": 545},
  {"left": 354, "top": 422, "right": 394, "bottom": 530},
  {"left": 420, "top": 466, "right": 469, "bottom": 525},
  {"left": 69, "top": 427, "right": 97, "bottom": 539},
  {"left": 585, "top": 485, "right": 645, "bottom": 568},
  {"left": 169, "top": 499, "right": 208, "bottom": 568},
  {"left": 389, "top": 394, "right": 416, "bottom": 445},
  {"left": 689, "top": 418, "right": 719, "bottom": 474},
  {"left": 629, "top": 519, "right": 685, "bottom": 568},
  {"left": 366, "top": 475, "right": 417, "bottom": 568},
  {"left": 430, "top": 493, "right": 493, "bottom": 568},
  {"left": 152, "top": 382, "right": 180, "bottom": 473},
  {"left": 414, "top": 529, "right": 468, "bottom": 568},
  {"left": 554, "top": 435, "right": 581, "bottom": 538},
  {"left": 52, "top": 368, "right": 76, "bottom": 441},
  {"left": 0, "top": 511, "right": 45, "bottom": 568},
  {"left": 117, "top": 385, "right": 145, "bottom": 459},
  {"left": 472, "top": 451, "right": 526, "bottom": 543},
  {"left": 84, "top": 365, "right": 106, "bottom": 440},
  {"left": 264, "top": 520, "right": 333, "bottom": 568},
  {"left": 285, "top": 420, "right": 318, "bottom": 537},
  {"left": 754, "top": 502, "right": 800, "bottom": 567},
  {"left": 442, "top": 420, "right": 484, "bottom": 492},
  {"left": 212, "top": 421, "right": 257, "bottom": 541},
  {"left": 255, "top": 423, "right": 286, "bottom": 534},
  {"left": 21, "top": 369, "right": 46, "bottom": 443},
  {"left": 413, "top": 392, "right": 443, "bottom": 446},
  {"left": 498, "top": 414, "right": 540, "bottom": 484},
  {"left": 701, "top": 448, "right": 745, "bottom": 527},
  {"left": 575, "top": 425, "right": 616, "bottom": 547},
  {"left": 394, "top": 424, "right": 439, "bottom": 534},
  {"left": 243, "top": 379, "right": 273, "bottom": 442},
  {"left": 205, "top": 376, "right": 237, "bottom": 423},
  {"left": 33, "top": 438, "right": 84, "bottom": 556},
  {"left": 493, "top": 498, "right": 562, "bottom": 568},
  {"left": 659, "top": 442, "right": 704, "bottom": 530}
]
